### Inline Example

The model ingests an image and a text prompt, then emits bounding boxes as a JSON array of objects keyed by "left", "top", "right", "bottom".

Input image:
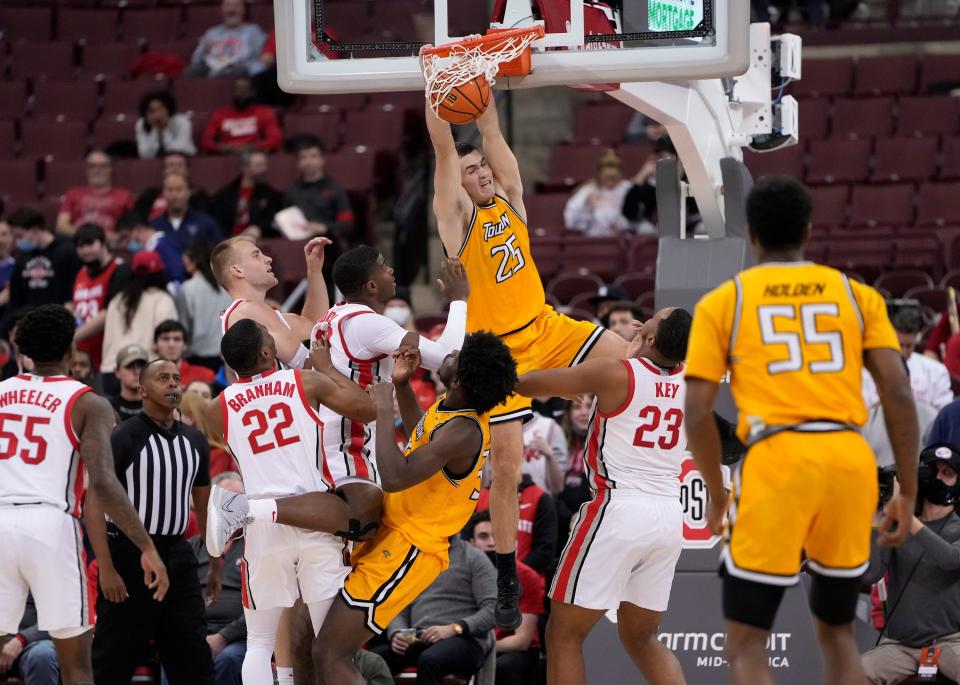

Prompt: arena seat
[
  {"left": 32, "top": 80, "right": 99, "bottom": 121},
  {"left": 875, "top": 269, "right": 935, "bottom": 297},
  {"left": 546, "top": 271, "right": 604, "bottom": 304},
  {"left": 190, "top": 156, "right": 238, "bottom": 192},
  {"left": 0, "top": 81, "right": 27, "bottom": 120},
  {"left": 172, "top": 79, "right": 236, "bottom": 117},
  {"left": 870, "top": 136, "right": 937, "bottom": 183},
  {"left": 122, "top": 7, "right": 184, "bottom": 42},
  {"left": 21, "top": 119, "right": 88, "bottom": 161},
  {"left": 57, "top": 8, "right": 120, "bottom": 43},
  {"left": 615, "top": 142, "right": 653, "bottom": 176},
  {"left": 523, "top": 194, "right": 568, "bottom": 237},
  {"left": 568, "top": 291, "right": 598, "bottom": 315},
  {"left": 847, "top": 183, "right": 915, "bottom": 228},
  {"left": 183, "top": 5, "right": 226, "bottom": 40},
  {"left": 627, "top": 236, "right": 658, "bottom": 274},
  {"left": 904, "top": 285, "right": 951, "bottom": 312},
  {"left": 112, "top": 158, "right": 163, "bottom": 194},
  {"left": 92, "top": 115, "right": 137, "bottom": 151},
  {"left": 0, "top": 121, "right": 15, "bottom": 160},
  {"left": 797, "top": 98, "right": 830, "bottom": 139},
  {"left": 342, "top": 111, "right": 406, "bottom": 151},
  {"left": 614, "top": 273, "right": 656, "bottom": 300},
  {"left": 806, "top": 138, "right": 870, "bottom": 184},
  {"left": 249, "top": 3, "right": 275, "bottom": 31},
  {"left": 43, "top": 159, "right": 87, "bottom": 198},
  {"left": 262, "top": 153, "right": 298, "bottom": 190},
  {"left": 0, "top": 159, "right": 40, "bottom": 205},
  {"left": 942, "top": 269, "right": 960, "bottom": 291},
  {"left": 80, "top": 42, "right": 142, "bottom": 79},
  {"left": 300, "top": 93, "right": 368, "bottom": 114},
  {"left": 0, "top": 6, "right": 53, "bottom": 42},
  {"left": 808, "top": 184, "right": 849, "bottom": 228},
  {"left": 323, "top": 151, "right": 377, "bottom": 193},
  {"left": 831, "top": 97, "right": 894, "bottom": 140},
  {"left": 283, "top": 112, "right": 342, "bottom": 153},
  {"left": 144, "top": 39, "right": 196, "bottom": 63},
  {"left": 572, "top": 103, "right": 634, "bottom": 146},
  {"left": 853, "top": 55, "right": 918, "bottom": 96},
  {"left": 920, "top": 54, "right": 960, "bottom": 93},
  {"left": 102, "top": 78, "right": 168, "bottom": 118},
  {"left": 788, "top": 57, "right": 853, "bottom": 98},
  {"left": 634, "top": 291, "right": 656, "bottom": 319},
  {"left": 897, "top": 96, "right": 960, "bottom": 138},
  {"left": 260, "top": 238, "right": 309, "bottom": 287},
  {"left": 825, "top": 238, "right": 891, "bottom": 282},
  {"left": 940, "top": 137, "right": 960, "bottom": 181},
  {"left": 560, "top": 237, "right": 625, "bottom": 279},
  {"left": 529, "top": 237, "right": 564, "bottom": 278},
  {"left": 744, "top": 143, "right": 805, "bottom": 180},
  {"left": 543, "top": 145, "right": 606, "bottom": 190},
  {"left": 916, "top": 182, "right": 960, "bottom": 227},
  {"left": 893, "top": 235, "right": 946, "bottom": 279},
  {"left": 10, "top": 42, "right": 75, "bottom": 81}
]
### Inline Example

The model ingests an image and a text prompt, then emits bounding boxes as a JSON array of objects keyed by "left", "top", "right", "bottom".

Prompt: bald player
[{"left": 212, "top": 235, "right": 331, "bottom": 370}]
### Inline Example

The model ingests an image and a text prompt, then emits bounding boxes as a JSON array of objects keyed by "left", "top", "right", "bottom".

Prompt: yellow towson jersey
[
  {"left": 458, "top": 195, "right": 546, "bottom": 336},
  {"left": 381, "top": 397, "right": 490, "bottom": 554},
  {"left": 685, "top": 262, "right": 900, "bottom": 443}
]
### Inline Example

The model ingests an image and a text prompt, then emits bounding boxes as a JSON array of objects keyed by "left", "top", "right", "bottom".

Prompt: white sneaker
[{"left": 206, "top": 485, "right": 253, "bottom": 557}]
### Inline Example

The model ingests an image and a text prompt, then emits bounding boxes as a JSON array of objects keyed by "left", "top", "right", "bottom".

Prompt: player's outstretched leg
[
  {"left": 617, "top": 602, "right": 686, "bottom": 685},
  {"left": 489, "top": 419, "right": 524, "bottom": 630},
  {"left": 311, "top": 596, "right": 376, "bottom": 685},
  {"left": 808, "top": 573, "right": 867, "bottom": 685},
  {"left": 725, "top": 620, "right": 776, "bottom": 685},
  {"left": 206, "top": 484, "right": 255, "bottom": 556},
  {"left": 51, "top": 630, "right": 95, "bottom": 685},
  {"left": 545, "top": 601, "right": 606, "bottom": 685}
]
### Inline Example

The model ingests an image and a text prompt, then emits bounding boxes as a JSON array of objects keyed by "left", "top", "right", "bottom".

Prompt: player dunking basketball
[
  {"left": 684, "top": 177, "right": 920, "bottom": 685},
  {"left": 0, "top": 305, "right": 168, "bottom": 685},
  {"left": 426, "top": 97, "right": 627, "bottom": 627},
  {"left": 517, "top": 308, "right": 692, "bottom": 685}
]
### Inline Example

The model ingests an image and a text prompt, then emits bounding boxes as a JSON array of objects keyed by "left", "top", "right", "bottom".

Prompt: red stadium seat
[
  {"left": 920, "top": 54, "right": 960, "bottom": 93},
  {"left": 299, "top": 93, "right": 368, "bottom": 114},
  {"left": 848, "top": 183, "right": 915, "bottom": 228},
  {"left": 342, "top": 111, "right": 405, "bottom": 151},
  {"left": 21, "top": 119, "right": 88, "bottom": 161},
  {"left": 870, "top": 137, "right": 938, "bottom": 184},
  {"left": 789, "top": 58, "right": 853, "bottom": 98},
  {"left": 572, "top": 103, "right": 634, "bottom": 146},
  {"left": 825, "top": 238, "right": 891, "bottom": 282},
  {"left": 544, "top": 145, "right": 605, "bottom": 190},
  {"left": 0, "top": 6, "right": 53, "bottom": 42},
  {"left": 80, "top": 43, "right": 142, "bottom": 79},
  {"left": 904, "top": 286, "right": 950, "bottom": 312},
  {"left": 43, "top": 159, "right": 86, "bottom": 199},
  {"left": 249, "top": 3, "right": 275, "bottom": 31},
  {"left": 91, "top": 116, "right": 135, "bottom": 151},
  {"left": 173, "top": 79, "right": 234, "bottom": 117},
  {"left": 523, "top": 194, "right": 568, "bottom": 237},
  {"left": 893, "top": 235, "right": 946, "bottom": 279},
  {"left": 189, "top": 156, "right": 238, "bottom": 193},
  {"left": 567, "top": 291, "right": 598, "bottom": 316},
  {"left": 809, "top": 184, "right": 849, "bottom": 229},
  {"left": 529, "top": 237, "right": 564, "bottom": 278},
  {"left": 744, "top": 144, "right": 805, "bottom": 180},
  {"left": 897, "top": 96, "right": 959, "bottom": 138},
  {"left": 806, "top": 139, "right": 870, "bottom": 184},
  {"left": 831, "top": 98, "right": 894, "bottom": 140},
  {"left": 634, "top": 291, "right": 656, "bottom": 320},
  {"left": 0, "top": 159, "right": 40, "bottom": 205},
  {"left": 262, "top": 153, "right": 298, "bottom": 191},
  {"left": 616, "top": 142, "right": 654, "bottom": 177},
  {"left": 282, "top": 112, "right": 342, "bottom": 153},
  {"left": 123, "top": 8, "right": 184, "bottom": 42},
  {"left": 797, "top": 98, "right": 830, "bottom": 139},
  {"left": 57, "top": 9, "right": 120, "bottom": 43},
  {"left": 183, "top": 5, "right": 225, "bottom": 40},
  {"left": 0, "top": 81, "right": 27, "bottom": 120},
  {"left": 853, "top": 55, "right": 918, "bottom": 96},
  {"left": 627, "top": 236, "right": 658, "bottom": 274},
  {"left": 941, "top": 138, "right": 960, "bottom": 181},
  {"left": 546, "top": 271, "right": 604, "bottom": 304},
  {"left": 10, "top": 43, "right": 75, "bottom": 81},
  {"left": 145, "top": 40, "right": 196, "bottom": 63},
  {"left": 561, "top": 236, "right": 626, "bottom": 279},
  {"left": 260, "top": 238, "right": 308, "bottom": 287},
  {"left": 112, "top": 158, "right": 163, "bottom": 194},
  {"left": 874, "top": 270, "right": 935, "bottom": 298},
  {"left": 941, "top": 269, "right": 960, "bottom": 290},
  {"left": 0, "top": 121, "right": 15, "bottom": 160},
  {"left": 102, "top": 78, "right": 168, "bottom": 117},
  {"left": 323, "top": 151, "right": 377, "bottom": 193},
  {"left": 916, "top": 182, "right": 960, "bottom": 227},
  {"left": 614, "top": 273, "right": 656, "bottom": 300},
  {"left": 32, "top": 80, "right": 99, "bottom": 120}
]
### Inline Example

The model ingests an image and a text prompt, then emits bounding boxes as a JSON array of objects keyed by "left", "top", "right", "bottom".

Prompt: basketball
[{"left": 432, "top": 74, "right": 491, "bottom": 125}]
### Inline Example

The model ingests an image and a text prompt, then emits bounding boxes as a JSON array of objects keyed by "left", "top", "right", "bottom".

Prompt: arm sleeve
[
  {"left": 256, "top": 110, "right": 282, "bottom": 152},
  {"left": 135, "top": 119, "right": 158, "bottom": 159},
  {"left": 522, "top": 492, "right": 558, "bottom": 576},
  {"left": 416, "top": 300, "right": 467, "bottom": 371},
  {"left": 851, "top": 281, "right": 900, "bottom": 351},
  {"left": 343, "top": 314, "right": 408, "bottom": 360},
  {"left": 546, "top": 418, "right": 570, "bottom": 472},
  {"left": 563, "top": 185, "right": 592, "bottom": 233},
  {"left": 105, "top": 265, "right": 132, "bottom": 305},
  {"left": 156, "top": 238, "right": 187, "bottom": 283},
  {"left": 201, "top": 111, "right": 223, "bottom": 153},
  {"left": 218, "top": 614, "right": 247, "bottom": 643},
  {"left": 684, "top": 281, "right": 735, "bottom": 382},
  {"left": 193, "top": 433, "right": 211, "bottom": 487},
  {"left": 861, "top": 529, "right": 889, "bottom": 586},
  {"left": 170, "top": 115, "right": 196, "bottom": 156},
  {"left": 913, "top": 525, "right": 960, "bottom": 570},
  {"left": 926, "top": 315, "right": 950, "bottom": 354},
  {"left": 328, "top": 185, "right": 355, "bottom": 237},
  {"left": 462, "top": 550, "right": 497, "bottom": 636}
]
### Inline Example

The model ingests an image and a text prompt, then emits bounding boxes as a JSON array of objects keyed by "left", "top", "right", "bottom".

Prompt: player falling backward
[
  {"left": 202, "top": 319, "right": 376, "bottom": 685},
  {"left": 684, "top": 177, "right": 920, "bottom": 685},
  {"left": 207, "top": 248, "right": 471, "bottom": 541},
  {"left": 426, "top": 93, "right": 627, "bottom": 627},
  {"left": 517, "top": 307, "right": 693, "bottom": 685},
  {"left": 0, "top": 304, "right": 168, "bottom": 685}
]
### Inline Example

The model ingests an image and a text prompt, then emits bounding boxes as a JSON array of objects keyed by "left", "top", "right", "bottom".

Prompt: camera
[{"left": 878, "top": 462, "right": 936, "bottom": 504}]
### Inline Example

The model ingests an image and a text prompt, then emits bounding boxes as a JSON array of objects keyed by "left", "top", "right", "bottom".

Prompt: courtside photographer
[{"left": 862, "top": 444, "right": 960, "bottom": 684}]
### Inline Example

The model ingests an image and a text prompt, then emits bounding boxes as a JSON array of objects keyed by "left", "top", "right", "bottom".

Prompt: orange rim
[{"left": 420, "top": 25, "right": 545, "bottom": 58}]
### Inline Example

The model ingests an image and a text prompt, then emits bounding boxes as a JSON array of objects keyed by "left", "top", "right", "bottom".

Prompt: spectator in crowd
[
  {"left": 478, "top": 474, "right": 558, "bottom": 579},
  {"left": 187, "top": 0, "right": 267, "bottom": 78},
  {"left": 150, "top": 174, "right": 222, "bottom": 283},
  {"left": 185, "top": 380, "right": 214, "bottom": 402},
  {"left": 563, "top": 149, "right": 633, "bottom": 237},
  {"left": 251, "top": 31, "right": 296, "bottom": 108},
  {"left": 556, "top": 395, "right": 594, "bottom": 541},
  {"left": 520, "top": 402, "right": 569, "bottom": 494},
  {"left": 56, "top": 150, "right": 135, "bottom": 236},
  {"left": 201, "top": 77, "right": 281, "bottom": 154},
  {"left": 624, "top": 112, "right": 666, "bottom": 145},
  {"left": 184, "top": 472, "right": 247, "bottom": 685},
  {"left": 465, "top": 511, "right": 544, "bottom": 685},
  {"left": 70, "top": 348, "right": 105, "bottom": 394},
  {"left": 7, "top": 206, "right": 80, "bottom": 314},
  {"left": 176, "top": 239, "right": 233, "bottom": 370},
  {"left": 0, "top": 220, "right": 15, "bottom": 308},
  {"left": 117, "top": 211, "right": 185, "bottom": 285},
  {"left": 379, "top": 535, "right": 496, "bottom": 685},
  {"left": 153, "top": 319, "right": 217, "bottom": 388},
  {"left": 72, "top": 222, "right": 131, "bottom": 371},
  {"left": 861, "top": 443, "right": 960, "bottom": 684},
  {"left": 0, "top": 594, "right": 59, "bottom": 685},
  {"left": 136, "top": 91, "right": 197, "bottom": 160},
  {"left": 863, "top": 309, "right": 953, "bottom": 411},
  {"left": 212, "top": 149, "right": 284, "bottom": 238},
  {"left": 108, "top": 344, "right": 148, "bottom": 420},
  {"left": 622, "top": 136, "right": 678, "bottom": 230},
  {"left": 588, "top": 284, "right": 630, "bottom": 324},
  {"left": 384, "top": 293, "right": 417, "bottom": 332},
  {"left": 603, "top": 301, "right": 642, "bottom": 342},
  {"left": 136, "top": 153, "right": 214, "bottom": 221},
  {"left": 179, "top": 393, "right": 233, "bottom": 477},
  {"left": 283, "top": 138, "right": 355, "bottom": 239},
  {"left": 87, "top": 358, "right": 217, "bottom": 684},
  {"left": 101, "top": 251, "right": 177, "bottom": 375}
]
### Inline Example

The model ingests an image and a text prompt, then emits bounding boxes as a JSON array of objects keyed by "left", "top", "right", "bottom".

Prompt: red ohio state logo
[{"left": 678, "top": 457, "right": 722, "bottom": 549}]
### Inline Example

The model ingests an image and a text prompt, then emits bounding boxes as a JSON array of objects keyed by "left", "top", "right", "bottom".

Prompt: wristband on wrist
[{"left": 14, "top": 634, "right": 27, "bottom": 647}]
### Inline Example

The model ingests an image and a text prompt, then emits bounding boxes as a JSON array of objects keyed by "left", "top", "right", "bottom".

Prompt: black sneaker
[{"left": 495, "top": 574, "right": 523, "bottom": 631}]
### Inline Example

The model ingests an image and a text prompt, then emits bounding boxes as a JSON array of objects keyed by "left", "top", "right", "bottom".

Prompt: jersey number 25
[{"left": 490, "top": 235, "right": 526, "bottom": 283}]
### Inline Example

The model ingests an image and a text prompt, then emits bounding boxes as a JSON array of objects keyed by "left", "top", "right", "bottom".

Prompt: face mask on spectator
[
  {"left": 127, "top": 241, "right": 144, "bottom": 254},
  {"left": 385, "top": 306, "right": 411, "bottom": 327},
  {"left": 920, "top": 475, "right": 960, "bottom": 506},
  {"left": 16, "top": 239, "right": 36, "bottom": 252}
]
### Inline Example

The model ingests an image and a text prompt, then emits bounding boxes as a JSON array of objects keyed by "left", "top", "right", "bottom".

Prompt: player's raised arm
[
  {"left": 74, "top": 392, "right": 169, "bottom": 600},
  {"left": 411, "top": 258, "right": 469, "bottom": 368},
  {"left": 426, "top": 102, "right": 472, "bottom": 256},
  {"left": 234, "top": 299, "right": 313, "bottom": 369},
  {"left": 370, "top": 380, "right": 482, "bottom": 492},
  {"left": 393, "top": 347, "right": 428, "bottom": 438},
  {"left": 300, "top": 236, "right": 332, "bottom": 322},
  {"left": 304, "top": 337, "right": 376, "bottom": 423},
  {"left": 475, "top": 98, "right": 525, "bottom": 219},
  {"left": 517, "top": 358, "right": 628, "bottom": 414}
]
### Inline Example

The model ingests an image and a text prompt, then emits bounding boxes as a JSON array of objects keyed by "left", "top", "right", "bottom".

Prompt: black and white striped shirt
[{"left": 111, "top": 413, "right": 211, "bottom": 536}]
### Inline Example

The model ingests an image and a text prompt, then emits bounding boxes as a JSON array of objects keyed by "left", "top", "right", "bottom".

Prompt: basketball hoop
[{"left": 420, "top": 25, "right": 545, "bottom": 116}]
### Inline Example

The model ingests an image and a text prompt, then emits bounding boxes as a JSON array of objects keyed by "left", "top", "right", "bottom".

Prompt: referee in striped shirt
[{"left": 87, "top": 359, "right": 218, "bottom": 684}]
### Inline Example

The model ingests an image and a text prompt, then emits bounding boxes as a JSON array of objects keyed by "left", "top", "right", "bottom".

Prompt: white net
[{"left": 421, "top": 30, "right": 541, "bottom": 114}]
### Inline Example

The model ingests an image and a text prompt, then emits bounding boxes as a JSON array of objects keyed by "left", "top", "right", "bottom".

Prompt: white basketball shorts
[
  {"left": 0, "top": 505, "right": 92, "bottom": 635},
  {"left": 550, "top": 490, "right": 683, "bottom": 612},
  {"left": 240, "top": 519, "right": 350, "bottom": 612}
]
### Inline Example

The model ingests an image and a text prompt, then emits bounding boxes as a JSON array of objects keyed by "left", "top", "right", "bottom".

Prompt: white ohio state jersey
[
  {"left": 221, "top": 369, "right": 334, "bottom": 499},
  {"left": 221, "top": 299, "right": 302, "bottom": 370},
  {"left": 0, "top": 374, "right": 92, "bottom": 517},
  {"left": 584, "top": 358, "right": 687, "bottom": 497}
]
